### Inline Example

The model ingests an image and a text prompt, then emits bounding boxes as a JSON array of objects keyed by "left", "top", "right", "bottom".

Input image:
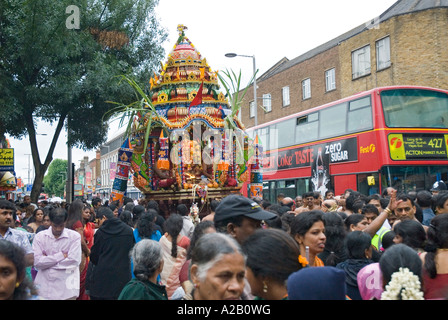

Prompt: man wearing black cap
[{"left": 214, "top": 195, "right": 277, "bottom": 244}]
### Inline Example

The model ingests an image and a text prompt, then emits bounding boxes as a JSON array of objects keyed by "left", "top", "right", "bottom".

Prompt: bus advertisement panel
[{"left": 244, "top": 86, "right": 448, "bottom": 203}]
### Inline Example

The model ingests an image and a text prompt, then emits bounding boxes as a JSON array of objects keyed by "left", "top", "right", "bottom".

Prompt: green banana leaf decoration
[
  {"left": 217, "top": 69, "right": 258, "bottom": 182},
  {"left": 104, "top": 75, "right": 164, "bottom": 156}
]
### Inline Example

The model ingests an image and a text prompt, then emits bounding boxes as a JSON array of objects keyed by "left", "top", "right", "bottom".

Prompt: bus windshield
[{"left": 381, "top": 89, "right": 448, "bottom": 128}]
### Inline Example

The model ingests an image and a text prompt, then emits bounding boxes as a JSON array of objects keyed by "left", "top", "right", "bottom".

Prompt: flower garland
[
  {"left": 298, "top": 255, "right": 308, "bottom": 268},
  {"left": 380, "top": 267, "right": 424, "bottom": 300}
]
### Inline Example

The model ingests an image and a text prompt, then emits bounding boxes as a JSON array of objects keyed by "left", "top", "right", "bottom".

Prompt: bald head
[{"left": 281, "top": 197, "right": 295, "bottom": 210}]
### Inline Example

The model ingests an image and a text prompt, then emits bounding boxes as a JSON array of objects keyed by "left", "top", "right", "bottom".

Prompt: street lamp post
[
  {"left": 100, "top": 145, "right": 110, "bottom": 199},
  {"left": 66, "top": 120, "right": 73, "bottom": 204},
  {"left": 24, "top": 153, "right": 32, "bottom": 185},
  {"left": 224, "top": 53, "right": 257, "bottom": 127},
  {"left": 67, "top": 144, "right": 73, "bottom": 203}
]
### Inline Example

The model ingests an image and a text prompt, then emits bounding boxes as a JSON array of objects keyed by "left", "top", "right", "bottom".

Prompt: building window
[
  {"left": 282, "top": 86, "right": 290, "bottom": 107},
  {"left": 249, "top": 101, "right": 255, "bottom": 118},
  {"left": 302, "top": 78, "right": 311, "bottom": 100},
  {"left": 352, "top": 45, "right": 371, "bottom": 79},
  {"left": 325, "top": 68, "right": 336, "bottom": 92},
  {"left": 263, "top": 93, "right": 272, "bottom": 112},
  {"left": 376, "top": 36, "right": 391, "bottom": 71}
]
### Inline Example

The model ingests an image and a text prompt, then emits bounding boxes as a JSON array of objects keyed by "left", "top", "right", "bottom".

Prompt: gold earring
[
  {"left": 263, "top": 281, "right": 268, "bottom": 293},
  {"left": 15, "top": 282, "right": 20, "bottom": 288}
]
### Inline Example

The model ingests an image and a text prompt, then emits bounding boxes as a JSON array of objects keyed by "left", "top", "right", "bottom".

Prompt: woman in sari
[
  {"left": 290, "top": 210, "right": 326, "bottom": 267},
  {"left": 82, "top": 205, "right": 96, "bottom": 251}
]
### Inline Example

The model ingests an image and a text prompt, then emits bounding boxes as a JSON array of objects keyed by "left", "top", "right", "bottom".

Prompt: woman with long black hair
[{"left": 159, "top": 213, "right": 190, "bottom": 299}]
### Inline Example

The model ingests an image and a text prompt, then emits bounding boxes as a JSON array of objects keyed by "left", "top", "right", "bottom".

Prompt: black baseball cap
[{"left": 214, "top": 195, "right": 277, "bottom": 223}]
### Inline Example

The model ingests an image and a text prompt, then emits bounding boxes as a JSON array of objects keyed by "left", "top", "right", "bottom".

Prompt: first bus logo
[
  {"left": 360, "top": 144, "right": 376, "bottom": 154},
  {"left": 390, "top": 137, "right": 403, "bottom": 148}
]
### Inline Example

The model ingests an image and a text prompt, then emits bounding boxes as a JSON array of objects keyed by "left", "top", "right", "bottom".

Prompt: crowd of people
[{"left": 1, "top": 180, "right": 448, "bottom": 301}]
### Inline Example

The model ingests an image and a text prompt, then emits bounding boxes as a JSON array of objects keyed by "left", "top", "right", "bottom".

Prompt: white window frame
[
  {"left": 263, "top": 93, "right": 272, "bottom": 112},
  {"left": 325, "top": 68, "right": 336, "bottom": 92},
  {"left": 376, "top": 36, "right": 391, "bottom": 71},
  {"left": 282, "top": 86, "right": 290, "bottom": 107},
  {"left": 302, "top": 78, "right": 311, "bottom": 100},
  {"left": 352, "top": 45, "right": 371, "bottom": 79},
  {"left": 249, "top": 100, "right": 255, "bottom": 118}
]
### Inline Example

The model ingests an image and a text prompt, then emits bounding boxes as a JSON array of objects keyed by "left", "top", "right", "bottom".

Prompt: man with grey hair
[{"left": 281, "top": 197, "right": 295, "bottom": 211}]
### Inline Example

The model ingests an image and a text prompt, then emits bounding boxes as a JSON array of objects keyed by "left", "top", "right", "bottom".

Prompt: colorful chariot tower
[{"left": 122, "top": 25, "right": 256, "bottom": 210}]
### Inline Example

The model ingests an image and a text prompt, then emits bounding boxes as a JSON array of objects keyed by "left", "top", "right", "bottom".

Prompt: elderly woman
[
  {"left": 185, "top": 232, "right": 246, "bottom": 300},
  {"left": 119, "top": 239, "right": 167, "bottom": 300}
]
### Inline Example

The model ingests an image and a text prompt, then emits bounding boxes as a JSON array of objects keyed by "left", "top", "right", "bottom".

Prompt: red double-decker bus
[{"left": 244, "top": 86, "right": 448, "bottom": 203}]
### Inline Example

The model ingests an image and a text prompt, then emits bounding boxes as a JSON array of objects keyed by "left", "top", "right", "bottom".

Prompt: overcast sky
[{"left": 8, "top": 0, "right": 398, "bottom": 184}]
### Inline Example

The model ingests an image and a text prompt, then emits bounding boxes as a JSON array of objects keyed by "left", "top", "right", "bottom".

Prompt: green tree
[
  {"left": 0, "top": 0, "right": 167, "bottom": 202},
  {"left": 43, "top": 159, "right": 68, "bottom": 198}
]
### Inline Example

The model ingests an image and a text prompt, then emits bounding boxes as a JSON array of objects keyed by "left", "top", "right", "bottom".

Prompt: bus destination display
[{"left": 388, "top": 133, "right": 448, "bottom": 160}]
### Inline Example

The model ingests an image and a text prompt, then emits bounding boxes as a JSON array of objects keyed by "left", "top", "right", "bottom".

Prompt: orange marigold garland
[{"left": 298, "top": 255, "right": 309, "bottom": 267}]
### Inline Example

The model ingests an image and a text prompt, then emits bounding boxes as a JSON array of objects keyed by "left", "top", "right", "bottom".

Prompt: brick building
[
  {"left": 240, "top": 0, "right": 448, "bottom": 129},
  {"left": 74, "top": 153, "right": 100, "bottom": 201}
]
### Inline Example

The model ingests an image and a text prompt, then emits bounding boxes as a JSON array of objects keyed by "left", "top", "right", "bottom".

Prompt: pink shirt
[{"left": 32, "top": 227, "right": 81, "bottom": 300}]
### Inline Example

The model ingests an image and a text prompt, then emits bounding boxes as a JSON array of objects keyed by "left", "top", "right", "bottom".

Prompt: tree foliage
[
  {"left": 43, "top": 159, "right": 68, "bottom": 198},
  {"left": 0, "top": 0, "right": 167, "bottom": 202}
]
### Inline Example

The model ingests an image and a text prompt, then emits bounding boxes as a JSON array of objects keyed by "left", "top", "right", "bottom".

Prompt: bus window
[
  {"left": 319, "top": 102, "right": 347, "bottom": 138},
  {"left": 381, "top": 89, "right": 448, "bottom": 128},
  {"left": 348, "top": 96, "right": 373, "bottom": 132},
  {"left": 297, "top": 178, "right": 311, "bottom": 197},
  {"left": 357, "top": 173, "right": 379, "bottom": 196},
  {"left": 258, "top": 126, "right": 270, "bottom": 151},
  {"left": 277, "top": 118, "right": 296, "bottom": 148},
  {"left": 247, "top": 128, "right": 255, "bottom": 141},
  {"left": 262, "top": 181, "right": 271, "bottom": 203},
  {"left": 296, "top": 112, "right": 318, "bottom": 143},
  {"left": 276, "top": 180, "right": 297, "bottom": 200},
  {"left": 381, "top": 166, "right": 448, "bottom": 194},
  {"left": 259, "top": 181, "right": 276, "bottom": 204}
]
